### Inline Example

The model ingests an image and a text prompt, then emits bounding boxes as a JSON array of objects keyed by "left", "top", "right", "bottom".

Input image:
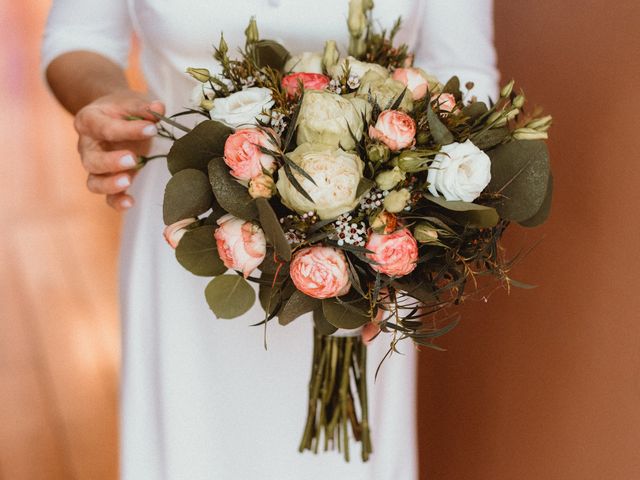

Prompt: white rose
[
  {"left": 285, "top": 52, "right": 324, "bottom": 74},
  {"left": 330, "top": 56, "right": 389, "bottom": 80},
  {"left": 210, "top": 87, "right": 275, "bottom": 129},
  {"left": 296, "top": 90, "right": 365, "bottom": 150},
  {"left": 357, "top": 71, "right": 413, "bottom": 112},
  {"left": 427, "top": 140, "right": 492, "bottom": 202},
  {"left": 276, "top": 143, "right": 364, "bottom": 220}
]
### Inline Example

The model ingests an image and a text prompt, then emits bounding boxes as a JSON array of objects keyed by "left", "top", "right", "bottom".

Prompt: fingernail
[
  {"left": 116, "top": 175, "right": 131, "bottom": 188},
  {"left": 143, "top": 124, "right": 158, "bottom": 136},
  {"left": 120, "top": 154, "right": 137, "bottom": 168},
  {"left": 121, "top": 198, "right": 133, "bottom": 209}
]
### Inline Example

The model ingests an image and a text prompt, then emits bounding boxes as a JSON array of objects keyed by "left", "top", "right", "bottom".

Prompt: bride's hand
[{"left": 73, "top": 91, "right": 165, "bottom": 211}]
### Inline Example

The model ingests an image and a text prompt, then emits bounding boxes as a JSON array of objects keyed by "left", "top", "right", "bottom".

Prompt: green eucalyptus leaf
[
  {"left": 472, "top": 127, "right": 509, "bottom": 150},
  {"left": 313, "top": 308, "right": 338, "bottom": 335},
  {"left": 205, "top": 275, "right": 255, "bottom": 319},
  {"left": 391, "top": 280, "right": 437, "bottom": 305},
  {"left": 322, "top": 295, "right": 370, "bottom": 330},
  {"left": 167, "top": 120, "right": 233, "bottom": 174},
  {"left": 519, "top": 173, "right": 553, "bottom": 227},
  {"left": 462, "top": 102, "right": 488, "bottom": 123},
  {"left": 163, "top": 169, "right": 213, "bottom": 225},
  {"left": 486, "top": 140, "right": 551, "bottom": 222},
  {"left": 442, "top": 76, "right": 461, "bottom": 99},
  {"left": 254, "top": 39, "right": 291, "bottom": 71},
  {"left": 175, "top": 225, "right": 227, "bottom": 276},
  {"left": 278, "top": 290, "right": 320, "bottom": 326},
  {"left": 356, "top": 177, "right": 376, "bottom": 198},
  {"left": 255, "top": 198, "right": 292, "bottom": 261},
  {"left": 424, "top": 194, "right": 499, "bottom": 228},
  {"left": 426, "top": 107, "right": 454, "bottom": 145},
  {"left": 208, "top": 157, "right": 258, "bottom": 220}
]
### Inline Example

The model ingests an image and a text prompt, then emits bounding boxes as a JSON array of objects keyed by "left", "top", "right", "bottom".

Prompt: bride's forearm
[{"left": 46, "top": 51, "right": 131, "bottom": 114}]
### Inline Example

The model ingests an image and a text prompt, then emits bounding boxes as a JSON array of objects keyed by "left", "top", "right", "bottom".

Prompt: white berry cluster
[
  {"left": 328, "top": 79, "right": 343, "bottom": 95},
  {"left": 332, "top": 214, "right": 367, "bottom": 247},
  {"left": 270, "top": 111, "right": 287, "bottom": 135},
  {"left": 346, "top": 74, "right": 361, "bottom": 90}
]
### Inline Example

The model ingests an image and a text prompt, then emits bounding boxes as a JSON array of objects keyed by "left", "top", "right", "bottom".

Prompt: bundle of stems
[{"left": 299, "top": 330, "right": 372, "bottom": 462}]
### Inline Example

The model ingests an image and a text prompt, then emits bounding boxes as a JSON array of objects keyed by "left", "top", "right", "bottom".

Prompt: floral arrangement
[{"left": 152, "top": 0, "right": 553, "bottom": 462}]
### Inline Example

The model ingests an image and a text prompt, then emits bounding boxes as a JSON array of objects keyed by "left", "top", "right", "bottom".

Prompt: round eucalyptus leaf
[
  {"left": 254, "top": 40, "right": 291, "bottom": 71},
  {"left": 519, "top": 173, "right": 554, "bottom": 227},
  {"left": 425, "top": 195, "right": 499, "bottom": 228},
  {"left": 313, "top": 309, "right": 338, "bottom": 336},
  {"left": 208, "top": 158, "right": 258, "bottom": 220},
  {"left": 322, "top": 296, "right": 370, "bottom": 330},
  {"left": 175, "top": 225, "right": 226, "bottom": 277},
  {"left": 205, "top": 275, "right": 256, "bottom": 319},
  {"left": 163, "top": 169, "right": 213, "bottom": 225},
  {"left": 167, "top": 120, "right": 233, "bottom": 174},
  {"left": 486, "top": 140, "right": 551, "bottom": 222},
  {"left": 278, "top": 290, "right": 320, "bottom": 326}
]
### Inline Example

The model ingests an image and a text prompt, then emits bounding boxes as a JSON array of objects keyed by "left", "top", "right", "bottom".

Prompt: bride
[{"left": 42, "top": 1, "right": 498, "bottom": 478}]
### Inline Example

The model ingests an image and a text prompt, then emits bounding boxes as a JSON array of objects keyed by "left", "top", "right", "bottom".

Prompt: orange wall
[{"left": 418, "top": 2, "right": 640, "bottom": 479}]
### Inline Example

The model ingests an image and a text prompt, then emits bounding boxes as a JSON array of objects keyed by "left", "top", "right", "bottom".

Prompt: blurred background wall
[{"left": 0, "top": 0, "right": 638, "bottom": 479}]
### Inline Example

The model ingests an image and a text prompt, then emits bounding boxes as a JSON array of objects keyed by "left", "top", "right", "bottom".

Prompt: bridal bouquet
[{"left": 153, "top": 0, "right": 553, "bottom": 462}]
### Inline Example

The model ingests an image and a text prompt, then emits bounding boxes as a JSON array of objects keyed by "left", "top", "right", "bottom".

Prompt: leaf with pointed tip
[
  {"left": 255, "top": 198, "right": 292, "bottom": 261},
  {"left": 163, "top": 169, "right": 213, "bottom": 225},
  {"left": 426, "top": 107, "right": 454, "bottom": 145},
  {"left": 208, "top": 158, "right": 258, "bottom": 220},
  {"left": 284, "top": 163, "right": 314, "bottom": 204},
  {"left": 313, "top": 308, "right": 338, "bottom": 335},
  {"left": 471, "top": 127, "right": 509, "bottom": 150},
  {"left": 424, "top": 195, "right": 499, "bottom": 228},
  {"left": 278, "top": 290, "right": 320, "bottom": 325},
  {"left": 322, "top": 295, "right": 370, "bottom": 329}
]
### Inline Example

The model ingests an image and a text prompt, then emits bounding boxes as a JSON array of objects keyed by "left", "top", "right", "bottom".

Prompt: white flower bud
[
  {"left": 375, "top": 167, "right": 406, "bottom": 191},
  {"left": 383, "top": 188, "right": 411, "bottom": 213}
]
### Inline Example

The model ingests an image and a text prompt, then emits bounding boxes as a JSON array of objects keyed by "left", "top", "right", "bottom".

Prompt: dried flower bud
[
  {"left": 216, "top": 35, "right": 228, "bottom": 57},
  {"left": 200, "top": 98, "right": 215, "bottom": 111},
  {"left": 186, "top": 67, "right": 211, "bottom": 83},
  {"left": 348, "top": 0, "right": 367, "bottom": 37},
  {"left": 322, "top": 40, "right": 340, "bottom": 72},
  {"left": 512, "top": 94, "right": 525, "bottom": 109},
  {"left": 375, "top": 167, "right": 406, "bottom": 191},
  {"left": 526, "top": 115, "right": 553, "bottom": 131},
  {"left": 248, "top": 173, "right": 276, "bottom": 199},
  {"left": 416, "top": 131, "right": 430, "bottom": 145},
  {"left": 413, "top": 223, "right": 439, "bottom": 243},
  {"left": 245, "top": 17, "right": 259, "bottom": 44},
  {"left": 383, "top": 188, "right": 411, "bottom": 213},
  {"left": 500, "top": 80, "right": 515, "bottom": 98},
  {"left": 397, "top": 151, "right": 430, "bottom": 173},
  {"left": 513, "top": 128, "right": 548, "bottom": 141},
  {"left": 367, "top": 143, "right": 390, "bottom": 163},
  {"left": 370, "top": 210, "right": 397, "bottom": 234},
  {"left": 487, "top": 111, "right": 507, "bottom": 127}
]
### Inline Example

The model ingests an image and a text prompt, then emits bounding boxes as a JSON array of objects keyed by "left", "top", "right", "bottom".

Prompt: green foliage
[
  {"left": 486, "top": 140, "right": 551, "bottom": 222},
  {"left": 322, "top": 295, "right": 370, "bottom": 330},
  {"left": 207, "top": 158, "right": 258, "bottom": 220},
  {"left": 520, "top": 173, "right": 553, "bottom": 227},
  {"left": 162, "top": 169, "right": 213, "bottom": 225},
  {"left": 167, "top": 120, "right": 233, "bottom": 174},
  {"left": 424, "top": 195, "right": 499, "bottom": 228},
  {"left": 205, "top": 275, "right": 255, "bottom": 319},
  {"left": 253, "top": 39, "right": 291, "bottom": 71},
  {"left": 255, "top": 198, "right": 292, "bottom": 261},
  {"left": 278, "top": 290, "right": 320, "bottom": 326},
  {"left": 426, "top": 107, "right": 454, "bottom": 145},
  {"left": 175, "top": 226, "right": 227, "bottom": 277}
]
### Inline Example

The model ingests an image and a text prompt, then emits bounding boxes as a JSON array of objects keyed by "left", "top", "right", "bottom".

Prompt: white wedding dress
[{"left": 42, "top": 1, "right": 498, "bottom": 478}]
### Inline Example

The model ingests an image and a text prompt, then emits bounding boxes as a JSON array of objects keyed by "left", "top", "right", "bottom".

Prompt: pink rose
[
  {"left": 365, "top": 228, "right": 418, "bottom": 277},
  {"left": 223, "top": 128, "right": 277, "bottom": 181},
  {"left": 368, "top": 110, "right": 416, "bottom": 152},
  {"left": 281, "top": 72, "right": 330, "bottom": 98},
  {"left": 392, "top": 67, "right": 430, "bottom": 100},
  {"left": 290, "top": 246, "right": 351, "bottom": 299},
  {"left": 214, "top": 214, "right": 267, "bottom": 277},
  {"left": 163, "top": 217, "right": 197, "bottom": 249},
  {"left": 432, "top": 93, "right": 456, "bottom": 113}
]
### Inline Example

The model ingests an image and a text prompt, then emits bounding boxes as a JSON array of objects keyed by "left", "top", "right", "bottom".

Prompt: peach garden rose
[
  {"left": 290, "top": 246, "right": 351, "bottom": 299},
  {"left": 223, "top": 128, "right": 277, "bottom": 181},
  {"left": 365, "top": 228, "right": 419, "bottom": 277},
  {"left": 368, "top": 110, "right": 416, "bottom": 152},
  {"left": 392, "top": 67, "right": 440, "bottom": 100},
  {"left": 214, "top": 214, "right": 267, "bottom": 278},
  {"left": 281, "top": 72, "right": 330, "bottom": 97}
]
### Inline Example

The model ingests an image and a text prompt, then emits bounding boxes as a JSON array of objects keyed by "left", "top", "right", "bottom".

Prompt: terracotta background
[
  {"left": 418, "top": 1, "right": 640, "bottom": 479},
  {"left": 1, "top": 0, "right": 639, "bottom": 479}
]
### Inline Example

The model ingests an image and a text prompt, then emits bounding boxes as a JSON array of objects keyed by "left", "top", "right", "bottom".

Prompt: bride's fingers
[
  {"left": 87, "top": 172, "right": 132, "bottom": 195},
  {"left": 81, "top": 144, "right": 138, "bottom": 174},
  {"left": 106, "top": 193, "right": 135, "bottom": 211}
]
